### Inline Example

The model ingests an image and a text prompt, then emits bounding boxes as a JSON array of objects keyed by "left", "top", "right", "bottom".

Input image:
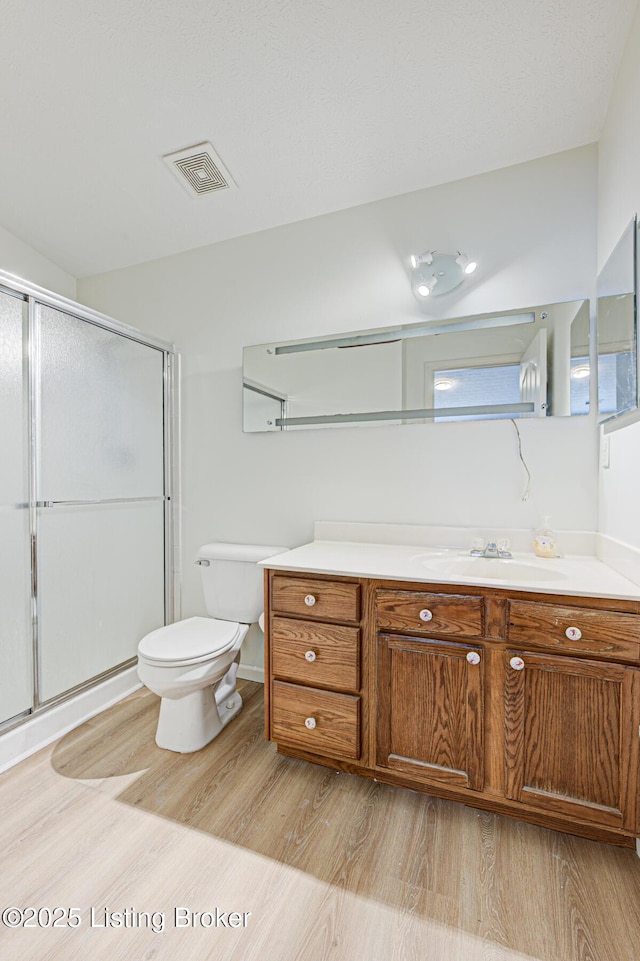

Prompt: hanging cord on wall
[{"left": 510, "top": 418, "right": 531, "bottom": 502}]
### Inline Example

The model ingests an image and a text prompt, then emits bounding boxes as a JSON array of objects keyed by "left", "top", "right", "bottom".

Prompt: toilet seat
[{"left": 138, "top": 616, "right": 244, "bottom": 667}]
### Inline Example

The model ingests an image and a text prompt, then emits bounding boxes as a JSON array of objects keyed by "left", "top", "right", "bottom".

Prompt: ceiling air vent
[{"left": 163, "top": 142, "right": 236, "bottom": 197}]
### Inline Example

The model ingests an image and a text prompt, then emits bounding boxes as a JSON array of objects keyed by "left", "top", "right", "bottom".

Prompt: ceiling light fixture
[
  {"left": 410, "top": 251, "right": 434, "bottom": 269},
  {"left": 416, "top": 276, "right": 437, "bottom": 297},
  {"left": 409, "top": 249, "right": 478, "bottom": 302},
  {"left": 456, "top": 252, "right": 477, "bottom": 274},
  {"left": 434, "top": 378, "right": 455, "bottom": 391}
]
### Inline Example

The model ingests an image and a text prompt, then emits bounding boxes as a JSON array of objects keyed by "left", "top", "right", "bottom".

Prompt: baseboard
[
  {"left": 0, "top": 667, "right": 141, "bottom": 774},
  {"left": 237, "top": 664, "right": 264, "bottom": 684}
]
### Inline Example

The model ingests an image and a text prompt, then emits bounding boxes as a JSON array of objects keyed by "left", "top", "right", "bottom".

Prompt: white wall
[
  {"left": 78, "top": 146, "right": 598, "bottom": 642},
  {"left": 0, "top": 223, "right": 76, "bottom": 299},
  {"left": 597, "top": 2, "right": 640, "bottom": 550}
]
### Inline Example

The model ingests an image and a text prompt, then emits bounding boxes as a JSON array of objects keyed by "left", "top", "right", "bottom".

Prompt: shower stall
[{"left": 0, "top": 271, "right": 176, "bottom": 733}]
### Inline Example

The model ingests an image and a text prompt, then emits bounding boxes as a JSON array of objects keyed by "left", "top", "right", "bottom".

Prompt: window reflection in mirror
[
  {"left": 432, "top": 364, "right": 525, "bottom": 422},
  {"left": 597, "top": 217, "right": 638, "bottom": 419},
  {"left": 243, "top": 299, "right": 590, "bottom": 432}
]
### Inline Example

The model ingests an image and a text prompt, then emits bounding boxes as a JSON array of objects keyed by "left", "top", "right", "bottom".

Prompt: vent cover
[{"left": 163, "top": 142, "right": 236, "bottom": 197}]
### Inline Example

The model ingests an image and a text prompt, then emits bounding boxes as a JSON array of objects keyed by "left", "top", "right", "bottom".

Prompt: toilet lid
[{"left": 138, "top": 616, "right": 243, "bottom": 664}]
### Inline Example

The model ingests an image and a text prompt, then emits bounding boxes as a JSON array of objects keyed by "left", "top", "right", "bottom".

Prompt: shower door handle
[{"left": 37, "top": 495, "right": 169, "bottom": 508}]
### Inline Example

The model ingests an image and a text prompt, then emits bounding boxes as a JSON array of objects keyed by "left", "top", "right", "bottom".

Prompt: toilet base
[{"left": 155, "top": 664, "right": 243, "bottom": 753}]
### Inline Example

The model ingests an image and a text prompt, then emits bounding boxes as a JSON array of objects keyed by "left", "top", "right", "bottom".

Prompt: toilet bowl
[
  {"left": 138, "top": 617, "right": 249, "bottom": 752},
  {"left": 137, "top": 542, "right": 286, "bottom": 753}
]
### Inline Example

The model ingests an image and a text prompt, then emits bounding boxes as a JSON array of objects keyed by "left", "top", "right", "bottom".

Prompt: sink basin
[{"left": 413, "top": 554, "right": 567, "bottom": 583}]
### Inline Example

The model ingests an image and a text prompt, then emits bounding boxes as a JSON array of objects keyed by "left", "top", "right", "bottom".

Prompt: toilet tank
[{"left": 197, "top": 542, "right": 287, "bottom": 623}]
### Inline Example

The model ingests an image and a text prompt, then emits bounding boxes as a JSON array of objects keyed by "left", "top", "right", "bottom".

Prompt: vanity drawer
[
  {"left": 507, "top": 600, "right": 640, "bottom": 662},
  {"left": 271, "top": 575, "right": 360, "bottom": 624},
  {"left": 376, "top": 590, "right": 483, "bottom": 637},
  {"left": 271, "top": 681, "right": 360, "bottom": 758},
  {"left": 271, "top": 616, "right": 360, "bottom": 692}
]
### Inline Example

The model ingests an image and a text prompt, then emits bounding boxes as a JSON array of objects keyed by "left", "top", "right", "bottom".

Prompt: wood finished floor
[{"left": 2, "top": 681, "right": 640, "bottom": 961}]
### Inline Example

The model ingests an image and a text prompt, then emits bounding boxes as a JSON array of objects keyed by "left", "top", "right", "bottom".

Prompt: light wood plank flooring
[{"left": 1, "top": 680, "right": 640, "bottom": 960}]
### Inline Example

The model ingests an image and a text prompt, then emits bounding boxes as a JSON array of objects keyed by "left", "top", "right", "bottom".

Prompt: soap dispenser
[{"left": 533, "top": 517, "right": 557, "bottom": 558}]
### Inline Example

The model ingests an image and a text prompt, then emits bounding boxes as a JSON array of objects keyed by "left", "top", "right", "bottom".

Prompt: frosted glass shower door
[
  {"left": 0, "top": 291, "right": 33, "bottom": 723},
  {"left": 36, "top": 305, "right": 167, "bottom": 702}
]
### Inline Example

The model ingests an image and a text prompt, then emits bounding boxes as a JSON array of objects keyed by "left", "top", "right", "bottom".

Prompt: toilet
[{"left": 137, "top": 542, "right": 286, "bottom": 753}]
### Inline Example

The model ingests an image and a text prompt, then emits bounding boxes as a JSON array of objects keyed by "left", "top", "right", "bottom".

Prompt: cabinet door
[
  {"left": 504, "top": 651, "right": 640, "bottom": 831},
  {"left": 376, "top": 633, "right": 484, "bottom": 791}
]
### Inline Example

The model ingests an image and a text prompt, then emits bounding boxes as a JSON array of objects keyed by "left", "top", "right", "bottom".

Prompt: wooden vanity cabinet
[
  {"left": 375, "top": 588, "right": 486, "bottom": 791},
  {"left": 265, "top": 573, "right": 365, "bottom": 763},
  {"left": 503, "top": 649, "right": 640, "bottom": 831},
  {"left": 264, "top": 570, "right": 640, "bottom": 847},
  {"left": 376, "top": 633, "right": 485, "bottom": 792},
  {"left": 502, "top": 598, "right": 640, "bottom": 833}
]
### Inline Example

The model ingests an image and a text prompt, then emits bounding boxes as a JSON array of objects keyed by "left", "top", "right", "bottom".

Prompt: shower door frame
[{"left": 0, "top": 268, "right": 178, "bottom": 731}]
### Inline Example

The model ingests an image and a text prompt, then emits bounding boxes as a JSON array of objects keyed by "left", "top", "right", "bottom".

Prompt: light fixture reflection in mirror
[
  {"left": 243, "top": 299, "right": 590, "bottom": 432},
  {"left": 571, "top": 364, "right": 590, "bottom": 380}
]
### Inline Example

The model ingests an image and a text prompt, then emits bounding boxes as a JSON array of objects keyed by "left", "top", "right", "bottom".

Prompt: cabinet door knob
[
  {"left": 304, "top": 650, "right": 317, "bottom": 662},
  {"left": 304, "top": 594, "right": 316, "bottom": 606},
  {"left": 304, "top": 717, "right": 317, "bottom": 729},
  {"left": 466, "top": 651, "right": 481, "bottom": 665},
  {"left": 565, "top": 626, "right": 582, "bottom": 640},
  {"left": 509, "top": 656, "right": 525, "bottom": 671},
  {"left": 419, "top": 609, "right": 433, "bottom": 622}
]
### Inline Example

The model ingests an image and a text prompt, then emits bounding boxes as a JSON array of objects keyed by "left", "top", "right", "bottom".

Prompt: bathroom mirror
[
  {"left": 597, "top": 216, "right": 638, "bottom": 419},
  {"left": 243, "top": 299, "right": 590, "bottom": 431}
]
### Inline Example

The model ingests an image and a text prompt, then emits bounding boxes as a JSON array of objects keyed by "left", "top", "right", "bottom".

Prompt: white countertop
[{"left": 260, "top": 539, "right": 640, "bottom": 601}]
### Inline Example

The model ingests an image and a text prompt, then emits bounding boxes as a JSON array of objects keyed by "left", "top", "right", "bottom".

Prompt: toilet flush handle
[{"left": 195, "top": 559, "right": 210, "bottom": 566}]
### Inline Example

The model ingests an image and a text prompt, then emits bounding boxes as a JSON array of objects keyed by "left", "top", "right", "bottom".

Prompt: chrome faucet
[{"left": 470, "top": 539, "right": 512, "bottom": 559}]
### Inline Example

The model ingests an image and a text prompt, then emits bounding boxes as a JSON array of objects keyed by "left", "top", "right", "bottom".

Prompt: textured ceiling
[{"left": 0, "top": 0, "right": 636, "bottom": 278}]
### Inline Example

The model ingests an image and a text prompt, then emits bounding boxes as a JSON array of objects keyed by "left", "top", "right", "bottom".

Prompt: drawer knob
[
  {"left": 304, "top": 594, "right": 316, "bottom": 607},
  {"left": 304, "top": 717, "right": 317, "bottom": 729},
  {"left": 466, "top": 651, "right": 481, "bottom": 665},
  {"left": 565, "top": 626, "right": 582, "bottom": 640},
  {"left": 419, "top": 609, "right": 433, "bottom": 622},
  {"left": 304, "top": 650, "right": 317, "bottom": 662},
  {"left": 509, "top": 656, "right": 525, "bottom": 671}
]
